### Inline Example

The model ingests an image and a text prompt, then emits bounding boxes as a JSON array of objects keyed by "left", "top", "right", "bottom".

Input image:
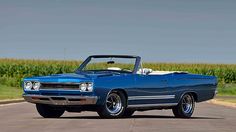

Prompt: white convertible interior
[
  {"left": 107, "top": 67, "right": 122, "bottom": 71},
  {"left": 137, "top": 68, "right": 187, "bottom": 75},
  {"left": 107, "top": 67, "right": 187, "bottom": 75}
]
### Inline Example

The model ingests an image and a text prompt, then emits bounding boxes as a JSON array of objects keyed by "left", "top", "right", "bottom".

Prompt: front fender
[
  {"left": 93, "top": 74, "right": 135, "bottom": 105},
  {"left": 94, "top": 87, "right": 111, "bottom": 105}
]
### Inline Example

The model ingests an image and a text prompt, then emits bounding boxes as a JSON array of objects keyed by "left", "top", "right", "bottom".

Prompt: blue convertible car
[{"left": 23, "top": 55, "right": 217, "bottom": 118}]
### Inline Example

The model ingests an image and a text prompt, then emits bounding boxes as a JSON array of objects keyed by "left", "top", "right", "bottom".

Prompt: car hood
[{"left": 24, "top": 72, "right": 120, "bottom": 83}]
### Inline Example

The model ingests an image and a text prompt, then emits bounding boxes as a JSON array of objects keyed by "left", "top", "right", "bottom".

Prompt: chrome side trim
[
  {"left": 127, "top": 103, "right": 178, "bottom": 108},
  {"left": 128, "top": 95, "right": 175, "bottom": 100},
  {"left": 23, "top": 94, "right": 98, "bottom": 106}
]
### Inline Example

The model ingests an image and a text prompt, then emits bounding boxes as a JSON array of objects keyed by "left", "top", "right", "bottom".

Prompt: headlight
[
  {"left": 24, "top": 81, "right": 33, "bottom": 90},
  {"left": 33, "top": 81, "right": 40, "bottom": 90},
  {"left": 80, "top": 82, "right": 93, "bottom": 92},
  {"left": 24, "top": 81, "right": 40, "bottom": 91},
  {"left": 80, "top": 83, "right": 87, "bottom": 91},
  {"left": 87, "top": 83, "right": 93, "bottom": 91}
]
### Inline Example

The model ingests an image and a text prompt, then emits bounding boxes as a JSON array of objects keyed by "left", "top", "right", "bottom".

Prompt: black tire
[
  {"left": 123, "top": 109, "right": 135, "bottom": 118},
  {"left": 172, "top": 93, "right": 195, "bottom": 118},
  {"left": 36, "top": 104, "right": 65, "bottom": 118},
  {"left": 97, "top": 91, "right": 126, "bottom": 118}
]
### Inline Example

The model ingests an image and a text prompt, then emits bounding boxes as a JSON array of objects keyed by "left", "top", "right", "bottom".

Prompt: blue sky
[{"left": 0, "top": 0, "right": 235, "bottom": 63}]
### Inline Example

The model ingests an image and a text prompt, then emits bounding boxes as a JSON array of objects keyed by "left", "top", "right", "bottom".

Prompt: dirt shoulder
[{"left": 208, "top": 96, "right": 236, "bottom": 108}]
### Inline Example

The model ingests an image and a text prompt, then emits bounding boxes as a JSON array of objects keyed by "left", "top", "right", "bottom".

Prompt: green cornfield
[{"left": 0, "top": 58, "right": 235, "bottom": 87}]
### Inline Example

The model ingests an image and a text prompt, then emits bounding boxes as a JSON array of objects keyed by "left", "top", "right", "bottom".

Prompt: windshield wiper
[
  {"left": 110, "top": 71, "right": 121, "bottom": 75},
  {"left": 94, "top": 70, "right": 121, "bottom": 75}
]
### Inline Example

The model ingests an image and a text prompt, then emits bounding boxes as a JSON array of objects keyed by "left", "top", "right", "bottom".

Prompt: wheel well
[
  {"left": 111, "top": 89, "right": 128, "bottom": 102},
  {"left": 189, "top": 92, "right": 198, "bottom": 102}
]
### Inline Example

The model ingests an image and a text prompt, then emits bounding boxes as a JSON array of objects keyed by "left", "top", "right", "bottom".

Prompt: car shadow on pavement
[
  {"left": 130, "top": 115, "right": 223, "bottom": 119},
  {"left": 55, "top": 115, "right": 223, "bottom": 120}
]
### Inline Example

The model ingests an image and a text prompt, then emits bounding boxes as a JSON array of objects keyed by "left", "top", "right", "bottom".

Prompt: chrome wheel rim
[
  {"left": 106, "top": 93, "right": 122, "bottom": 114},
  {"left": 182, "top": 94, "right": 193, "bottom": 114}
]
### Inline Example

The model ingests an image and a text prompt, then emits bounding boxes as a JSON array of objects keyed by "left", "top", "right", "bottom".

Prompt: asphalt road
[{"left": 0, "top": 102, "right": 235, "bottom": 132}]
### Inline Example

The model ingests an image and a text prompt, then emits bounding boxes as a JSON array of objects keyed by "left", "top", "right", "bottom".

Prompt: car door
[{"left": 127, "top": 74, "right": 176, "bottom": 107}]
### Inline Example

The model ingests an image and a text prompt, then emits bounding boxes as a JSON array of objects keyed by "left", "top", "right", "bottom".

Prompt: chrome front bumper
[{"left": 23, "top": 94, "right": 98, "bottom": 106}]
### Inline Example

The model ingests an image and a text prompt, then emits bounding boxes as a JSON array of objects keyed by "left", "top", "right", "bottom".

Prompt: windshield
[{"left": 77, "top": 56, "right": 137, "bottom": 73}]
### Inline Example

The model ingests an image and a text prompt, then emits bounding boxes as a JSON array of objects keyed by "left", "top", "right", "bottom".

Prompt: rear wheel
[
  {"left": 172, "top": 93, "right": 195, "bottom": 118},
  {"left": 97, "top": 91, "right": 126, "bottom": 118},
  {"left": 36, "top": 104, "right": 65, "bottom": 118}
]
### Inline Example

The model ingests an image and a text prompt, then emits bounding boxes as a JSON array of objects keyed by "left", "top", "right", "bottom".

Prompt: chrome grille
[{"left": 40, "top": 83, "right": 80, "bottom": 90}]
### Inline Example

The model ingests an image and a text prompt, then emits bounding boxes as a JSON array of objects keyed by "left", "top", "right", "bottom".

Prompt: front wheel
[
  {"left": 36, "top": 104, "right": 65, "bottom": 118},
  {"left": 97, "top": 91, "right": 126, "bottom": 118},
  {"left": 172, "top": 93, "right": 195, "bottom": 118}
]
